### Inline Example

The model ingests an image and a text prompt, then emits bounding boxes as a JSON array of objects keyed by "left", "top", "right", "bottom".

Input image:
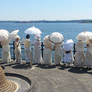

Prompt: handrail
[{"left": 0, "top": 42, "right": 76, "bottom": 60}]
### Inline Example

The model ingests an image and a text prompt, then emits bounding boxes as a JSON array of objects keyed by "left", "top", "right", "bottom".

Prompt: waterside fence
[{"left": 0, "top": 42, "right": 76, "bottom": 61}]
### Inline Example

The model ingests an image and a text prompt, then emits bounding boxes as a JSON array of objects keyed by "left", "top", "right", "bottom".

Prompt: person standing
[
  {"left": 74, "top": 40, "right": 85, "bottom": 67},
  {"left": 43, "top": 35, "right": 53, "bottom": 65},
  {"left": 14, "top": 36, "right": 22, "bottom": 63},
  {"left": 33, "top": 36, "right": 43, "bottom": 64},
  {"left": 85, "top": 39, "right": 92, "bottom": 69},
  {"left": 54, "top": 42, "right": 64, "bottom": 65},
  {"left": 63, "top": 50, "right": 74, "bottom": 66},
  {"left": 1, "top": 40, "right": 11, "bottom": 63},
  {"left": 24, "top": 34, "right": 32, "bottom": 66},
  {"left": 63, "top": 40, "right": 74, "bottom": 66}
]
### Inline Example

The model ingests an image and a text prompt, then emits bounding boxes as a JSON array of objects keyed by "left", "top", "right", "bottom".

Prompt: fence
[{"left": 0, "top": 42, "right": 76, "bottom": 60}]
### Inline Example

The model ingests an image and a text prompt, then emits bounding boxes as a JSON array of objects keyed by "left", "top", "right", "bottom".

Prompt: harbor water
[
  {"left": 0, "top": 22, "right": 92, "bottom": 60},
  {"left": 0, "top": 22, "right": 92, "bottom": 41}
]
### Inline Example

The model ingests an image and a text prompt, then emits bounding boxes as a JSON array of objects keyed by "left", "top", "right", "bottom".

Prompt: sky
[{"left": 0, "top": 0, "right": 92, "bottom": 20}]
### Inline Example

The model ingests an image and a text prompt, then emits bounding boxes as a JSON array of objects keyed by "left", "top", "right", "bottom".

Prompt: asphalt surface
[{"left": 2, "top": 64, "right": 92, "bottom": 92}]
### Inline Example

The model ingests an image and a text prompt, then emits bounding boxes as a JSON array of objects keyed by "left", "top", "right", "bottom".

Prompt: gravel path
[{"left": 2, "top": 64, "right": 92, "bottom": 92}]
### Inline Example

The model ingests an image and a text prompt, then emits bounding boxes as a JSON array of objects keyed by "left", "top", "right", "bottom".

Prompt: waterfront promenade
[{"left": 2, "top": 63, "right": 92, "bottom": 92}]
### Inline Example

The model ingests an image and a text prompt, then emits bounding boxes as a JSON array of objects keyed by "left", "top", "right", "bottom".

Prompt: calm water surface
[
  {"left": 0, "top": 22, "right": 92, "bottom": 42},
  {"left": 0, "top": 22, "right": 92, "bottom": 59}
]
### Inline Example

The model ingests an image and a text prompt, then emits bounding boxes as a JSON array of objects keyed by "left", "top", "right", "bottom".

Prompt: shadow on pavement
[
  {"left": 36, "top": 64, "right": 56, "bottom": 69},
  {"left": 68, "top": 67, "right": 88, "bottom": 74},
  {"left": 12, "top": 64, "right": 31, "bottom": 69},
  {"left": 58, "top": 64, "right": 72, "bottom": 70}
]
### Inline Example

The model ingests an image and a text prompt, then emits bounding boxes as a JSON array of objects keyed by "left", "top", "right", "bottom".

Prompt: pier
[
  {"left": 2, "top": 63, "right": 92, "bottom": 92},
  {"left": 0, "top": 42, "right": 92, "bottom": 92}
]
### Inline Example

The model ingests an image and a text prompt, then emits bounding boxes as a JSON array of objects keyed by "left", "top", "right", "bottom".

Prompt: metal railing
[{"left": 0, "top": 42, "right": 76, "bottom": 60}]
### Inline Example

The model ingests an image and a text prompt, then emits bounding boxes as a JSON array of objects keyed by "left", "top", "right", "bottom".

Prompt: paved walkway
[{"left": 3, "top": 64, "right": 92, "bottom": 92}]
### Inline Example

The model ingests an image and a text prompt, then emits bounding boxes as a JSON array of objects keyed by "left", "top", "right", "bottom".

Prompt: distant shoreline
[{"left": 0, "top": 20, "right": 92, "bottom": 23}]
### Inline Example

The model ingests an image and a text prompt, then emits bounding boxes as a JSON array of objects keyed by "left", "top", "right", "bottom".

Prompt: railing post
[
  {"left": 41, "top": 42, "right": 44, "bottom": 57},
  {"left": 13, "top": 41, "right": 15, "bottom": 60},
  {"left": 73, "top": 43, "right": 76, "bottom": 54},
  {"left": 0, "top": 42, "right": 2, "bottom": 59}
]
